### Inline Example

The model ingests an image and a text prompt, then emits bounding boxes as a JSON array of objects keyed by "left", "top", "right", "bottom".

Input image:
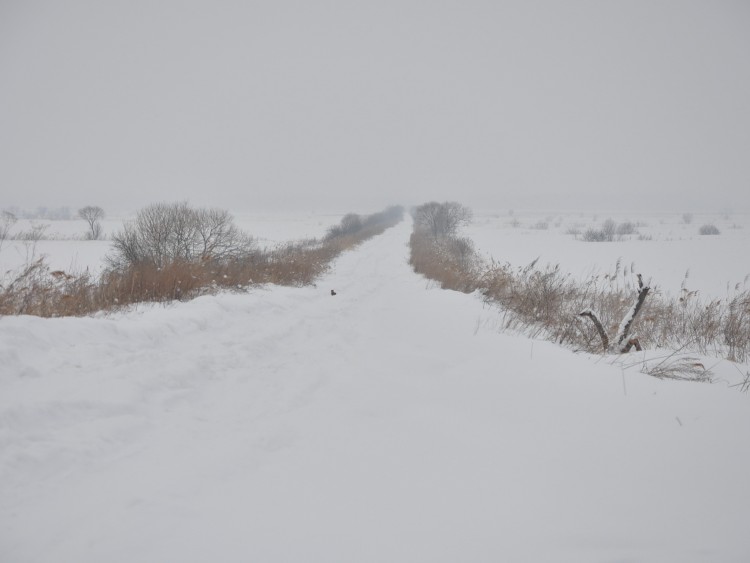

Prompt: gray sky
[{"left": 1, "top": 0, "right": 749, "bottom": 214}]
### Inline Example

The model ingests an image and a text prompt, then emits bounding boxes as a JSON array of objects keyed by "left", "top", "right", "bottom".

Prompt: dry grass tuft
[{"left": 635, "top": 354, "right": 712, "bottom": 382}]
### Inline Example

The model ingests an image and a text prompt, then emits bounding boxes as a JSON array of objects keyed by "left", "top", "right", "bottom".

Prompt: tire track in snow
[{"left": 0, "top": 220, "right": 419, "bottom": 503}]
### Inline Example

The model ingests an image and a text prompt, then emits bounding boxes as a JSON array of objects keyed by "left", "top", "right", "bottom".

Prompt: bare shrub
[
  {"left": 581, "top": 219, "right": 638, "bottom": 241},
  {"left": 699, "top": 224, "right": 720, "bottom": 235},
  {"left": 581, "top": 228, "right": 609, "bottom": 242},
  {"left": 109, "top": 202, "right": 253, "bottom": 269},
  {"left": 78, "top": 206, "right": 105, "bottom": 240},
  {"left": 0, "top": 210, "right": 17, "bottom": 252},
  {"left": 602, "top": 219, "right": 617, "bottom": 239},
  {"left": 413, "top": 201, "right": 472, "bottom": 240},
  {"left": 12, "top": 223, "right": 49, "bottom": 242},
  {"left": 582, "top": 219, "right": 617, "bottom": 242},
  {"left": 531, "top": 221, "right": 549, "bottom": 230},
  {"left": 682, "top": 213, "right": 693, "bottom": 224},
  {"left": 616, "top": 221, "right": 638, "bottom": 236},
  {"left": 325, "top": 213, "right": 362, "bottom": 240}
]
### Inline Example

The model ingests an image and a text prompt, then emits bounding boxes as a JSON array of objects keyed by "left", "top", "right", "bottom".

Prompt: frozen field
[
  {"left": 2, "top": 216, "right": 750, "bottom": 562},
  {"left": 466, "top": 210, "right": 750, "bottom": 298}
]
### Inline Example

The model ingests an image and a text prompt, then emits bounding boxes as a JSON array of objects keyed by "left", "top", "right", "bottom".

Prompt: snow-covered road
[{"left": 2, "top": 219, "right": 750, "bottom": 562}]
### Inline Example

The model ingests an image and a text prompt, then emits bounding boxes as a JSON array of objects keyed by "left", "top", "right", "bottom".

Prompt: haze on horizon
[{"left": 1, "top": 0, "right": 749, "bottom": 215}]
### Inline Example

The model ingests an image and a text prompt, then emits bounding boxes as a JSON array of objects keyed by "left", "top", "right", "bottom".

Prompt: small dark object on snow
[{"left": 331, "top": 289, "right": 337, "bottom": 296}]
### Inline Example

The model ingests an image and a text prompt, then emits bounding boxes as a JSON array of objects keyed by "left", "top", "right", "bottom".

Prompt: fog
[{"left": 1, "top": 1, "right": 749, "bottom": 214}]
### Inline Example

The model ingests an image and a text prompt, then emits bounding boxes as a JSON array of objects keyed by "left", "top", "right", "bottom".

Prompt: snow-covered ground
[
  {"left": 2, "top": 217, "right": 749, "bottom": 562},
  {"left": 466, "top": 210, "right": 750, "bottom": 298},
  {"left": 6, "top": 208, "right": 745, "bottom": 300}
]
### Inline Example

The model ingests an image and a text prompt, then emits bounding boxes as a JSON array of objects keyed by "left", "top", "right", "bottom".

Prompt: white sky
[{"left": 1, "top": 0, "right": 749, "bottom": 214}]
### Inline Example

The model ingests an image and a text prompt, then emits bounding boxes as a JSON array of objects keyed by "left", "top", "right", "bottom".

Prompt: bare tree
[
  {"left": 414, "top": 201, "right": 473, "bottom": 240},
  {"left": 78, "top": 206, "right": 105, "bottom": 240},
  {"left": 193, "top": 207, "right": 247, "bottom": 261},
  {"left": 109, "top": 202, "right": 253, "bottom": 269},
  {"left": 0, "top": 210, "right": 17, "bottom": 252}
]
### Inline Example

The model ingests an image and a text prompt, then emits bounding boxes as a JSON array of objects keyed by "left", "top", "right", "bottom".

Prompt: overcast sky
[{"left": 1, "top": 0, "right": 749, "bottom": 214}]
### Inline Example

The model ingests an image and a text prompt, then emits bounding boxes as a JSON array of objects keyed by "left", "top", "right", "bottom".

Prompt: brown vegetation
[
  {"left": 409, "top": 202, "right": 750, "bottom": 366},
  {"left": 0, "top": 205, "right": 403, "bottom": 317}
]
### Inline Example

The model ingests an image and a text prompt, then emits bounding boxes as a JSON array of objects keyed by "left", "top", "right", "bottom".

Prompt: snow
[
  {"left": 0, "top": 239, "right": 112, "bottom": 277},
  {"left": 2, "top": 218, "right": 750, "bottom": 562},
  {"left": 466, "top": 211, "right": 750, "bottom": 298}
]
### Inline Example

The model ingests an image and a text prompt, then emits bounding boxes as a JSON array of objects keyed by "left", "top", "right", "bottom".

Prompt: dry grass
[
  {"left": 409, "top": 231, "right": 480, "bottom": 293},
  {"left": 409, "top": 211, "right": 750, "bottom": 370},
  {"left": 0, "top": 206, "right": 404, "bottom": 317},
  {"left": 638, "top": 355, "right": 712, "bottom": 382}
]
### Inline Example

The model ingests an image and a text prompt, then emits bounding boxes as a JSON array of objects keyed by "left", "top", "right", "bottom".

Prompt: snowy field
[
  {"left": 2, "top": 216, "right": 750, "bottom": 562},
  {"left": 466, "top": 210, "right": 750, "bottom": 299},
  {"left": 4, "top": 208, "right": 747, "bottom": 299}
]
